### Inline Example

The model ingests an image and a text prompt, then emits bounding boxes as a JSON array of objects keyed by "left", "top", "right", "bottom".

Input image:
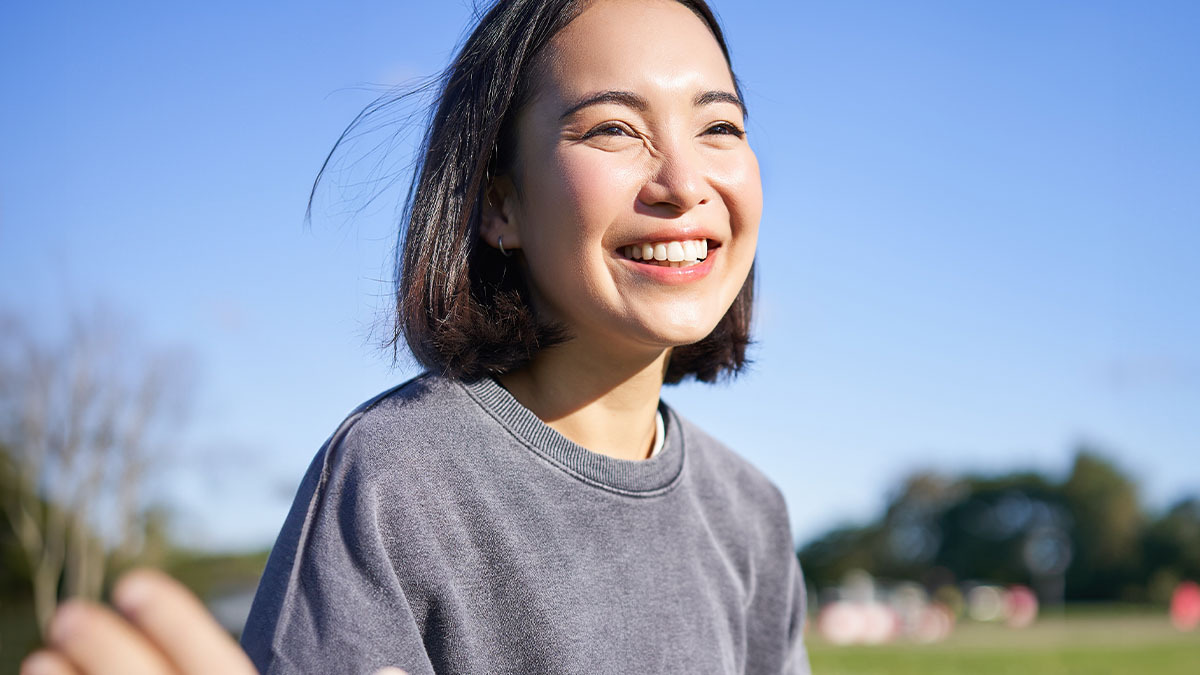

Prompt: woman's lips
[{"left": 615, "top": 241, "right": 717, "bottom": 284}]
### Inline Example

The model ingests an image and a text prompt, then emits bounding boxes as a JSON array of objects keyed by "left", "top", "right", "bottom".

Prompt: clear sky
[{"left": 2, "top": 0, "right": 1197, "bottom": 550}]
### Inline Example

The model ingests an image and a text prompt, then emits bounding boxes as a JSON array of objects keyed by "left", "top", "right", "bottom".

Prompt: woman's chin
[
  {"left": 560, "top": 303, "right": 728, "bottom": 359},
  {"left": 630, "top": 317, "right": 724, "bottom": 351}
]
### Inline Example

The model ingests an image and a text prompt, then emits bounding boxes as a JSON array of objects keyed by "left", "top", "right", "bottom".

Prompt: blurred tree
[
  {"left": 934, "top": 472, "right": 1071, "bottom": 604},
  {"left": 876, "top": 472, "right": 962, "bottom": 579},
  {"left": 1142, "top": 498, "right": 1200, "bottom": 602},
  {"left": 798, "top": 448, "right": 1198, "bottom": 605},
  {"left": 796, "top": 523, "right": 884, "bottom": 592},
  {"left": 1060, "top": 450, "right": 1143, "bottom": 600},
  {"left": 0, "top": 308, "right": 192, "bottom": 637},
  {"left": 799, "top": 473, "right": 964, "bottom": 590},
  {"left": 0, "top": 445, "right": 37, "bottom": 595}
]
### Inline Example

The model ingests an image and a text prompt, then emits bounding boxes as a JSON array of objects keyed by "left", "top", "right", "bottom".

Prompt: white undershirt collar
[{"left": 647, "top": 409, "right": 666, "bottom": 459}]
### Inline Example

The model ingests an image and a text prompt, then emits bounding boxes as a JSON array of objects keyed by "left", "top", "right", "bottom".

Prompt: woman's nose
[{"left": 637, "top": 142, "right": 709, "bottom": 214}]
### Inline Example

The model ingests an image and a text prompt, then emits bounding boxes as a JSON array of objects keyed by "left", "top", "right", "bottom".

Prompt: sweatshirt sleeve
[
  {"left": 240, "top": 422, "right": 436, "bottom": 675},
  {"left": 783, "top": 554, "right": 812, "bottom": 675}
]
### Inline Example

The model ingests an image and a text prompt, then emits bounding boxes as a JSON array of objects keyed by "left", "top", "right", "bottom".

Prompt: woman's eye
[
  {"left": 583, "top": 123, "right": 633, "bottom": 139},
  {"left": 705, "top": 122, "right": 745, "bottom": 138}
]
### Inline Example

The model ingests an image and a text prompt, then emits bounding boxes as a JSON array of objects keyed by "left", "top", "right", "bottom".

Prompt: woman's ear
[{"left": 479, "top": 176, "right": 521, "bottom": 253}]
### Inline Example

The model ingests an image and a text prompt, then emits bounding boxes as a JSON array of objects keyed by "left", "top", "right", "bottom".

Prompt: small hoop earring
[{"left": 498, "top": 235, "right": 513, "bottom": 257}]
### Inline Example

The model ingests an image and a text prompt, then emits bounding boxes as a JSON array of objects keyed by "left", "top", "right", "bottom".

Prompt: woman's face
[{"left": 496, "top": 0, "right": 761, "bottom": 358}]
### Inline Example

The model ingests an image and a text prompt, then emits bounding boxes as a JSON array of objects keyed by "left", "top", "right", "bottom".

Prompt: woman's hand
[
  {"left": 20, "top": 568, "right": 258, "bottom": 675},
  {"left": 20, "top": 568, "right": 412, "bottom": 675}
]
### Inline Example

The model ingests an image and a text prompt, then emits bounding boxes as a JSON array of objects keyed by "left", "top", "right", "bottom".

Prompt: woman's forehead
[{"left": 536, "top": 0, "right": 734, "bottom": 105}]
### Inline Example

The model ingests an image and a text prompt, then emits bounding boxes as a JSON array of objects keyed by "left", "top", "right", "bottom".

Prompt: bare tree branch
[{"left": 0, "top": 306, "right": 192, "bottom": 638}]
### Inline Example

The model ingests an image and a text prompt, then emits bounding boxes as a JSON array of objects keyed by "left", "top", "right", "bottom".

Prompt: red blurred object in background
[
  {"left": 1006, "top": 584, "right": 1039, "bottom": 628},
  {"left": 1170, "top": 581, "right": 1200, "bottom": 631}
]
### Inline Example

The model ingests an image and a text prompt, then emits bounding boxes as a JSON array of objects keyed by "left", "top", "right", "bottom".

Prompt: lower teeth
[{"left": 636, "top": 258, "right": 704, "bottom": 267}]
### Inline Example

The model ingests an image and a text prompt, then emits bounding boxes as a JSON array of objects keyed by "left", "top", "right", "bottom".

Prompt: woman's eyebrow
[
  {"left": 559, "top": 90, "right": 648, "bottom": 120},
  {"left": 559, "top": 89, "right": 746, "bottom": 120},
  {"left": 694, "top": 90, "right": 745, "bottom": 114}
]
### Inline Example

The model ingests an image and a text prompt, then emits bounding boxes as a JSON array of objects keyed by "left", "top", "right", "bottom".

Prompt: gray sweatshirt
[{"left": 242, "top": 374, "right": 809, "bottom": 674}]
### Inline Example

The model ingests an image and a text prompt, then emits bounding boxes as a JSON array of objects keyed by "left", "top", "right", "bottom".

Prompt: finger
[
  {"left": 20, "top": 650, "right": 82, "bottom": 675},
  {"left": 374, "top": 669, "right": 410, "bottom": 675},
  {"left": 112, "top": 568, "right": 257, "bottom": 675},
  {"left": 47, "top": 600, "right": 174, "bottom": 675}
]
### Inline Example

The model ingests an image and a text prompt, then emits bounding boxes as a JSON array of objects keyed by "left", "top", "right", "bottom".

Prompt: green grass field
[{"left": 808, "top": 607, "right": 1200, "bottom": 675}]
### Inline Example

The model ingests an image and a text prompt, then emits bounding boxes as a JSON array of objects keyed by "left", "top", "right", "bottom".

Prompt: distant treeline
[{"left": 798, "top": 449, "right": 1200, "bottom": 603}]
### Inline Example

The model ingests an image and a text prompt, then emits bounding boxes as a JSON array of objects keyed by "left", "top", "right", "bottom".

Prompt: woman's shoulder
[
  {"left": 338, "top": 371, "right": 461, "bottom": 426},
  {"left": 670, "top": 407, "right": 791, "bottom": 520},
  {"left": 316, "top": 373, "right": 481, "bottom": 475}
]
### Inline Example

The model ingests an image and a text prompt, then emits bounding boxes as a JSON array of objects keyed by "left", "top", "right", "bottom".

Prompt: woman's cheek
[
  {"left": 556, "top": 151, "right": 642, "bottom": 218},
  {"left": 717, "top": 152, "right": 763, "bottom": 234}
]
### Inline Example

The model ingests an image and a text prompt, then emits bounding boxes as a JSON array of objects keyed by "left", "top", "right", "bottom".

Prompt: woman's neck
[{"left": 498, "top": 342, "right": 669, "bottom": 461}]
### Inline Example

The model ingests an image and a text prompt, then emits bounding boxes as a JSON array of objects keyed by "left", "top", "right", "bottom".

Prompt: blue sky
[{"left": 3, "top": 0, "right": 1197, "bottom": 550}]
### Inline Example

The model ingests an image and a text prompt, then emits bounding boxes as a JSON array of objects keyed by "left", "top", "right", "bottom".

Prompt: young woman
[{"left": 23, "top": 1, "right": 809, "bottom": 673}]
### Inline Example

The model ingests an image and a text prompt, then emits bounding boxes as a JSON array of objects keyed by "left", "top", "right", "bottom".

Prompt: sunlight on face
[{"left": 506, "top": 0, "right": 762, "bottom": 359}]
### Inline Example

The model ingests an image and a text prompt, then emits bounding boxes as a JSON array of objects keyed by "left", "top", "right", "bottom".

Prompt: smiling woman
[
  {"left": 387, "top": 0, "right": 759, "bottom": 390},
  {"left": 22, "top": 1, "right": 808, "bottom": 674}
]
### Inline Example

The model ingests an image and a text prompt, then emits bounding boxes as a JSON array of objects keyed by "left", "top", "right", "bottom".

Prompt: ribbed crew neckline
[{"left": 460, "top": 376, "right": 685, "bottom": 497}]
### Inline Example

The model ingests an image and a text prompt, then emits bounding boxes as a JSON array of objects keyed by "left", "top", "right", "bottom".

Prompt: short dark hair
[{"left": 318, "top": 0, "right": 753, "bottom": 383}]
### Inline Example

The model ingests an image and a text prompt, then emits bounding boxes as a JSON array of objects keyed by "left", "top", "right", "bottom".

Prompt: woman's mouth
[{"left": 618, "top": 238, "right": 712, "bottom": 268}]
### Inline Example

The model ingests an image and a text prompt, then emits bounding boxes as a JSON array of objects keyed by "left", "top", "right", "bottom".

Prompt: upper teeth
[{"left": 623, "top": 238, "right": 708, "bottom": 263}]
